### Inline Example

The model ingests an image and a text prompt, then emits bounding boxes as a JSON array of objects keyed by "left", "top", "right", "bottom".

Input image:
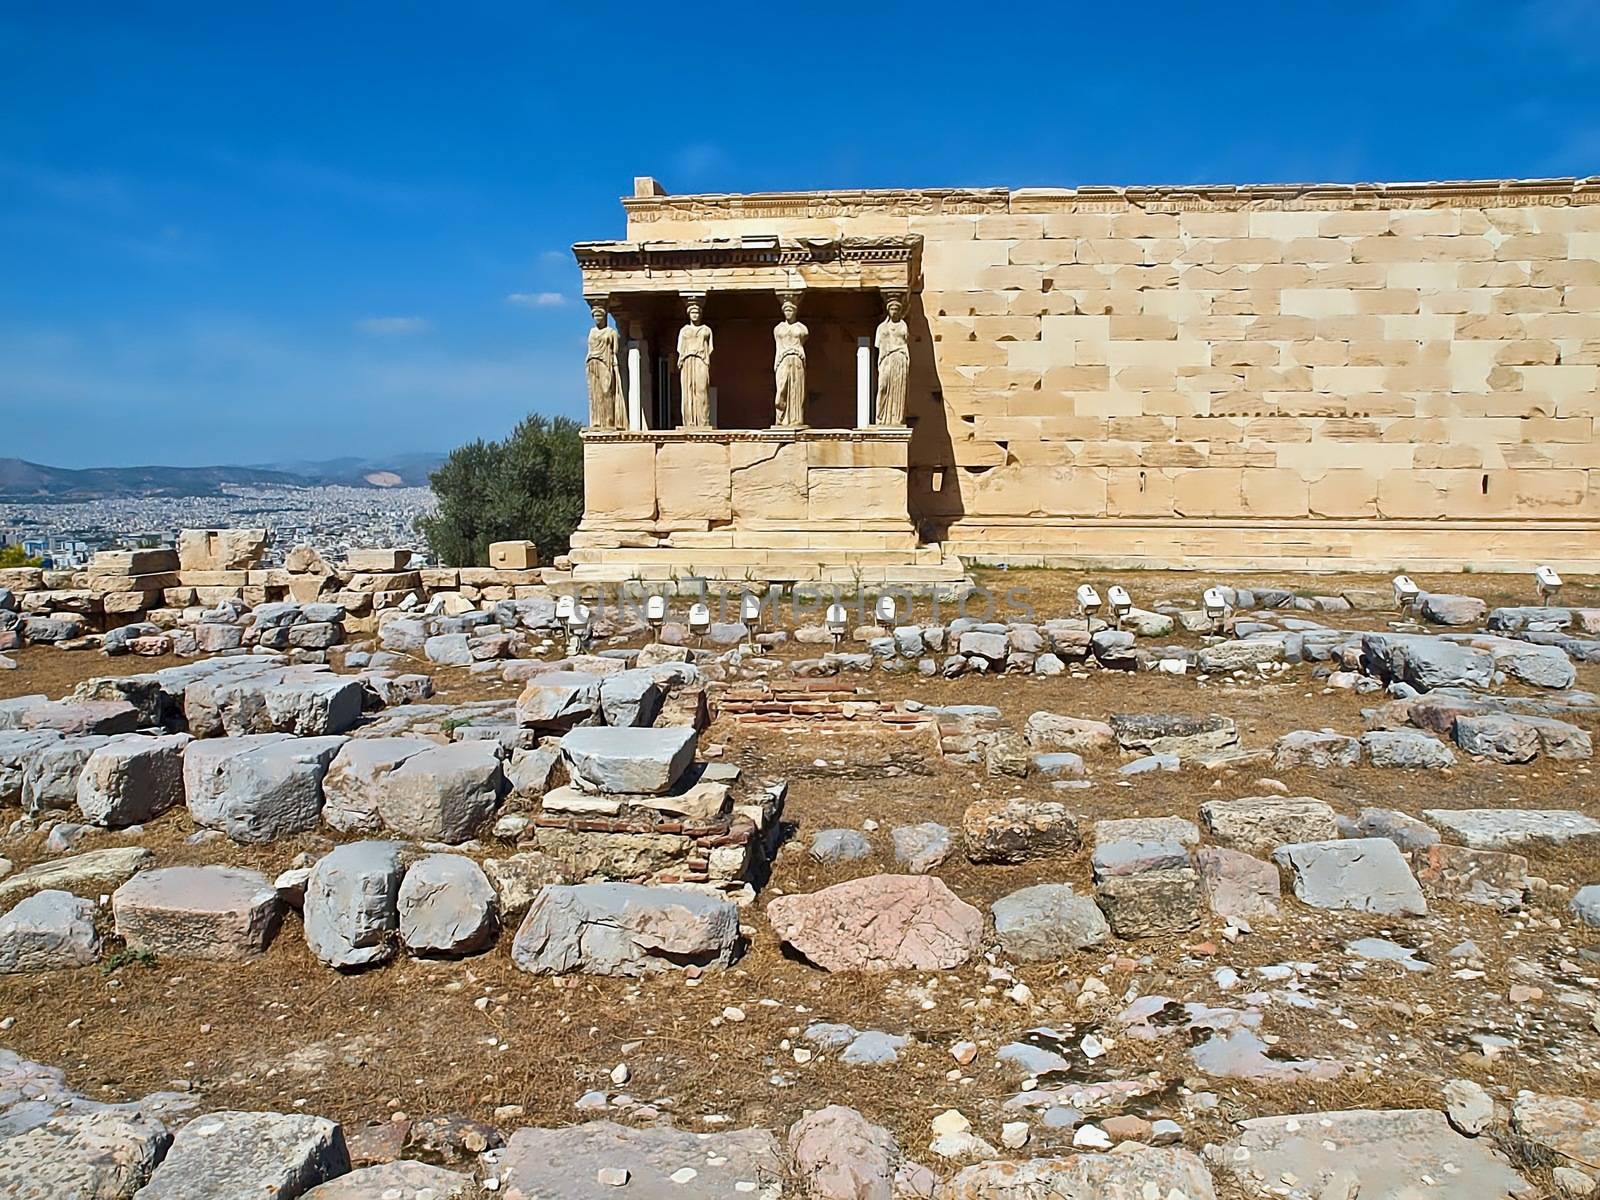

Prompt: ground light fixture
[
  {"left": 644, "top": 594, "right": 667, "bottom": 638},
  {"left": 1075, "top": 584, "right": 1102, "bottom": 631},
  {"left": 1107, "top": 585, "right": 1133, "bottom": 629},
  {"left": 564, "top": 602, "right": 592, "bottom": 654},
  {"left": 825, "top": 601, "right": 849, "bottom": 652},
  {"left": 687, "top": 602, "right": 711, "bottom": 646},
  {"left": 1392, "top": 574, "right": 1421, "bottom": 612},
  {"left": 875, "top": 594, "right": 898, "bottom": 626},
  {"left": 555, "top": 594, "right": 576, "bottom": 626},
  {"left": 740, "top": 591, "right": 763, "bottom": 649},
  {"left": 1535, "top": 565, "right": 1562, "bottom": 604},
  {"left": 1202, "top": 587, "right": 1229, "bottom": 633}
]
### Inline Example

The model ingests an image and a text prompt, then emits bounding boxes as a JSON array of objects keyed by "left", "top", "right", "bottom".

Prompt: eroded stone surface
[
  {"left": 1271, "top": 839, "right": 1427, "bottom": 916},
  {"left": 1214, "top": 1108, "right": 1531, "bottom": 1199},
  {"left": 767, "top": 874, "right": 982, "bottom": 972},
  {"left": 113, "top": 866, "right": 283, "bottom": 961},
  {"left": 0, "top": 1108, "right": 172, "bottom": 1198},
  {"left": 304, "top": 841, "right": 404, "bottom": 970},
  {"left": 512, "top": 883, "right": 738, "bottom": 976},
  {"left": 137, "top": 1110, "right": 350, "bottom": 1199},
  {"left": 495, "top": 1120, "right": 782, "bottom": 1200}
]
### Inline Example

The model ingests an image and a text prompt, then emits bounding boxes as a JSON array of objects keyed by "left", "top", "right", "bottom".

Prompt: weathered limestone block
[
  {"left": 303, "top": 841, "right": 405, "bottom": 969},
  {"left": 511, "top": 882, "right": 739, "bottom": 976},
  {"left": 766, "top": 874, "right": 981, "bottom": 971},
  {"left": 1199, "top": 795, "right": 1339, "bottom": 853},
  {"left": 76, "top": 732, "right": 191, "bottom": 827},
  {"left": 516, "top": 671, "right": 602, "bottom": 729},
  {"left": 1411, "top": 843, "right": 1529, "bottom": 909},
  {"left": 1023, "top": 711, "right": 1115, "bottom": 752},
  {"left": 495, "top": 1120, "right": 782, "bottom": 1200},
  {"left": 0, "top": 890, "right": 100, "bottom": 973},
  {"left": 1272, "top": 838, "right": 1428, "bottom": 915},
  {"left": 1096, "top": 868, "right": 1202, "bottom": 938},
  {"left": 397, "top": 853, "right": 498, "bottom": 958},
  {"left": 184, "top": 734, "right": 345, "bottom": 844},
  {"left": 991, "top": 883, "right": 1109, "bottom": 961},
  {"left": 137, "top": 1110, "right": 349, "bottom": 1199},
  {"left": 321, "top": 736, "right": 434, "bottom": 833},
  {"left": 177, "top": 528, "right": 268, "bottom": 571},
  {"left": 0, "top": 1109, "right": 173, "bottom": 1199},
  {"left": 377, "top": 741, "right": 503, "bottom": 843},
  {"left": 1194, "top": 846, "right": 1281, "bottom": 919},
  {"left": 21, "top": 733, "right": 109, "bottom": 813},
  {"left": 560, "top": 725, "right": 696, "bottom": 795},
  {"left": 944, "top": 1147, "right": 1217, "bottom": 1200},
  {"left": 113, "top": 865, "right": 283, "bottom": 960},
  {"left": 963, "top": 797, "right": 1081, "bottom": 863},
  {"left": 0, "top": 846, "right": 152, "bottom": 906}
]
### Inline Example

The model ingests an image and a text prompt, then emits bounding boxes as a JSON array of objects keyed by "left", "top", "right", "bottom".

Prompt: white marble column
[
  {"left": 626, "top": 338, "right": 646, "bottom": 430},
  {"left": 856, "top": 336, "right": 871, "bottom": 428}
]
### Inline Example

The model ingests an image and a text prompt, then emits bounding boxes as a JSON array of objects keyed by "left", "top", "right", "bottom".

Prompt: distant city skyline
[{"left": 3, "top": 1, "right": 1596, "bottom": 467}]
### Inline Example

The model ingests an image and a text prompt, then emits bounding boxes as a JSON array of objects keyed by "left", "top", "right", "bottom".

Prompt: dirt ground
[{"left": 1, "top": 568, "right": 1597, "bottom": 1190}]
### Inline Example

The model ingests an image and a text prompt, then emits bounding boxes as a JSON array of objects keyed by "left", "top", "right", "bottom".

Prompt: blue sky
[{"left": 2, "top": 1, "right": 1596, "bottom": 468}]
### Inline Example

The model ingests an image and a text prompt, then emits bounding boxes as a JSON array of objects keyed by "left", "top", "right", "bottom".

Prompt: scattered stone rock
[
  {"left": 1419, "top": 592, "right": 1488, "bottom": 626},
  {"left": 1096, "top": 868, "right": 1202, "bottom": 938},
  {"left": 1444, "top": 1078, "right": 1495, "bottom": 1136},
  {"left": 377, "top": 741, "right": 503, "bottom": 843},
  {"left": 322, "top": 737, "right": 435, "bottom": 834},
  {"left": 397, "top": 854, "right": 498, "bottom": 957},
  {"left": 767, "top": 874, "right": 982, "bottom": 972},
  {"left": 303, "top": 1160, "right": 475, "bottom": 1198},
  {"left": 1214, "top": 1108, "right": 1528, "bottom": 1200},
  {"left": 77, "top": 733, "right": 190, "bottom": 827},
  {"left": 1423, "top": 808, "right": 1600, "bottom": 850},
  {"left": 303, "top": 841, "right": 405, "bottom": 969},
  {"left": 0, "top": 846, "right": 152, "bottom": 907},
  {"left": 1511, "top": 1093, "right": 1600, "bottom": 1172},
  {"left": 1271, "top": 839, "right": 1428, "bottom": 916},
  {"left": 943, "top": 1147, "right": 1217, "bottom": 1199},
  {"left": 963, "top": 797, "right": 1081, "bottom": 864},
  {"left": 0, "top": 1108, "right": 173, "bottom": 1198},
  {"left": 1412, "top": 843, "right": 1529, "bottom": 909},
  {"left": 891, "top": 822, "right": 952, "bottom": 873},
  {"left": 1024, "top": 712, "right": 1113, "bottom": 753},
  {"left": 1340, "top": 806, "right": 1440, "bottom": 852},
  {"left": 992, "top": 884, "right": 1109, "bottom": 961},
  {"left": 185, "top": 735, "right": 345, "bottom": 844},
  {"left": 810, "top": 829, "right": 872, "bottom": 864},
  {"left": 1193, "top": 847, "right": 1281, "bottom": 919},
  {"left": 137, "top": 1110, "right": 350, "bottom": 1199},
  {"left": 512, "top": 882, "right": 738, "bottom": 976},
  {"left": 561, "top": 725, "right": 696, "bottom": 795},
  {"left": 1271, "top": 729, "right": 1362, "bottom": 770},
  {"left": 495, "top": 1121, "right": 781, "bottom": 1200},
  {"left": 1111, "top": 712, "right": 1238, "bottom": 757},
  {"left": 1361, "top": 729, "right": 1456, "bottom": 769},
  {"left": 113, "top": 866, "right": 283, "bottom": 960},
  {"left": 1199, "top": 795, "right": 1338, "bottom": 853},
  {"left": 0, "top": 890, "right": 100, "bottom": 973}
]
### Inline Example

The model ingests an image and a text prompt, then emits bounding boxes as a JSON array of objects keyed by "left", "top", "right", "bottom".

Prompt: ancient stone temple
[{"left": 569, "top": 175, "right": 1600, "bottom": 583}]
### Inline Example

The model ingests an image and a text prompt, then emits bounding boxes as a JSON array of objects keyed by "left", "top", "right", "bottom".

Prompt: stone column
[
  {"left": 626, "top": 319, "right": 650, "bottom": 431},
  {"left": 856, "top": 337, "right": 871, "bottom": 428},
  {"left": 626, "top": 339, "right": 645, "bottom": 430}
]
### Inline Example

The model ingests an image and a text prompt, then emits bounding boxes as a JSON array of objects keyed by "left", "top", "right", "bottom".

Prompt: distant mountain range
[{"left": 0, "top": 454, "right": 445, "bottom": 500}]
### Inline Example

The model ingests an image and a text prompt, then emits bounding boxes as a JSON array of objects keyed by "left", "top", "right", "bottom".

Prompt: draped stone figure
[
  {"left": 584, "top": 303, "right": 627, "bottom": 429},
  {"left": 874, "top": 294, "right": 909, "bottom": 426},
  {"left": 676, "top": 299, "right": 713, "bottom": 427},
  {"left": 772, "top": 295, "right": 808, "bottom": 427}
]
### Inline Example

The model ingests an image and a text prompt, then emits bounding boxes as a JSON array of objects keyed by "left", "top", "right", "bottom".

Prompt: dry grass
[{"left": 0, "top": 572, "right": 1597, "bottom": 1177}]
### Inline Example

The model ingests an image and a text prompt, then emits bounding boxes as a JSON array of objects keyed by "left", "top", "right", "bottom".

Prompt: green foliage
[
  {"left": 102, "top": 947, "right": 158, "bottom": 975},
  {"left": 0, "top": 544, "right": 43, "bottom": 568},
  {"left": 417, "top": 413, "right": 585, "bottom": 568}
]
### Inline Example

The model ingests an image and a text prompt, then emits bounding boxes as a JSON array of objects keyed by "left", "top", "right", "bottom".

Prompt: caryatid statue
[
  {"left": 584, "top": 300, "right": 627, "bottom": 429},
  {"left": 772, "top": 293, "right": 808, "bottom": 427},
  {"left": 676, "top": 297, "right": 714, "bottom": 427},
  {"left": 874, "top": 292, "right": 910, "bottom": 426}
]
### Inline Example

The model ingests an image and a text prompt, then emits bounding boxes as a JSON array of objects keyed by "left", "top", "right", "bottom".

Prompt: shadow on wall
[{"left": 903, "top": 291, "right": 963, "bottom": 544}]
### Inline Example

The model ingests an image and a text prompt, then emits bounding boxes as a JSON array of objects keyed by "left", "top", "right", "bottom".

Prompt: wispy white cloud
[
  {"left": 506, "top": 291, "right": 568, "bottom": 308},
  {"left": 356, "top": 315, "right": 431, "bottom": 335}
]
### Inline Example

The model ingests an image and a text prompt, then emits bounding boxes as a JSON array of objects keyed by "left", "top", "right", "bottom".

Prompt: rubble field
[{"left": 0, "top": 567, "right": 1596, "bottom": 1199}]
